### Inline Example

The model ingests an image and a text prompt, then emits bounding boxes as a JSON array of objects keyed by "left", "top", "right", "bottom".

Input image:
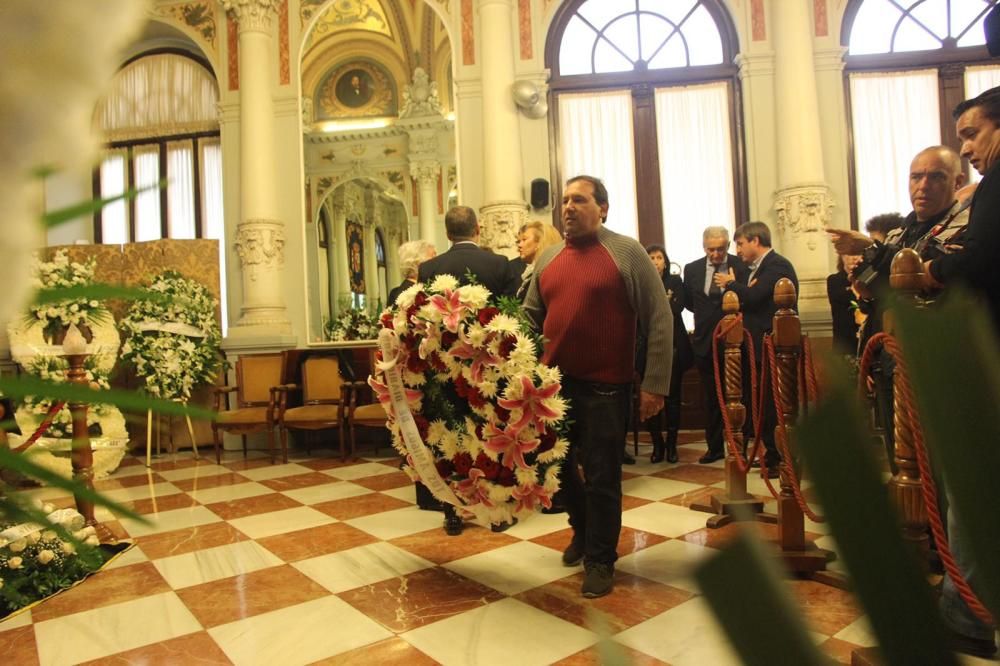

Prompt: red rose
[
  {"left": 429, "top": 352, "right": 447, "bottom": 372},
  {"left": 537, "top": 429, "right": 557, "bottom": 453},
  {"left": 441, "top": 331, "right": 459, "bottom": 348},
  {"left": 406, "top": 352, "right": 428, "bottom": 374},
  {"left": 475, "top": 452, "right": 500, "bottom": 480},
  {"left": 494, "top": 405, "right": 511, "bottom": 423},
  {"left": 468, "top": 388, "right": 487, "bottom": 409},
  {"left": 413, "top": 414, "right": 430, "bottom": 439},
  {"left": 414, "top": 292, "right": 429, "bottom": 307},
  {"left": 497, "top": 466, "right": 517, "bottom": 487},
  {"left": 435, "top": 458, "right": 455, "bottom": 478},
  {"left": 477, "top": 306, "right": 500, "bottom": 326},
  {"left": 453, "top": 452, "right": 474, "bottom": 476},
  {"left": 454, "top": 375, "right": 470, "bottom": 398},
  {"left": 499, "top": 334, "right": 517, "bottom": 358},
  {"left": 380, "top": 312, "right": 394, "bottom": 329}
]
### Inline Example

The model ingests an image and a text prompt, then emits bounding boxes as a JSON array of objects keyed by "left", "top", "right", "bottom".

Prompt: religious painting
[
  {"left": 316, "top": 60, "right": 396, "bottom": 119},
  {"left": 347, "top": 220, "right": 365, "bottom": 293}
]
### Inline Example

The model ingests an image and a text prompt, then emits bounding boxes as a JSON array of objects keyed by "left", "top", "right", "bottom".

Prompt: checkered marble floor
[{"left": 0, "top": 433, "right": 887, "bottom": 665}]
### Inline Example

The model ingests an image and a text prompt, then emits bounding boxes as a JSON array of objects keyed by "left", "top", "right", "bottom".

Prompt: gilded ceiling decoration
[{"left": 302, "top": 0, "right": 392, "bottom": 53}]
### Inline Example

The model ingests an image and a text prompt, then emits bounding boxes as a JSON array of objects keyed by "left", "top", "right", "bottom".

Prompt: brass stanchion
[{"left": 62, "top": 325, "right": 96, "bottom": 528}]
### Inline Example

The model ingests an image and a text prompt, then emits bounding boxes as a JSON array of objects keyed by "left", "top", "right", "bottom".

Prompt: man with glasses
[{"left": 683, "top": 227, "right": 748, "bottom": 464}]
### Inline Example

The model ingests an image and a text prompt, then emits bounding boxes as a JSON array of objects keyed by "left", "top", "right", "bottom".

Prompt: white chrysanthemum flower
[
  {"left": 457, "top": 284, "right": 490, "bottom": 309},
  {"left": 543, "top": 465, "right": 562, "bottom": 491},
  {"left": 478, "top": 379, "right": 498, "bottom": 398},
  {"left": 484, "top": 314, "right": 520, "bottom": 335},
  {"left": 438, "top": 430, "right": 461, "bottom": 459},
  {"left": 538, "top": 437, "right": 570, "bottom": 464},
  {"left": 430, "top": 274, "right": 459, "bottom": 292},
  {"left": 464, "top": 323, "right": 488, "bottom": 348},
  {"left": 426, "top": 419, "right": 448, "bottom": 445},
  {"left": 536, "top": 364, "right": 562, "bottom": 386},
  {"left": 488, "top": 485, "right": 515, "bottom": 503},
  {"left": 403, "top": 369, "right": 427, "bottom": 386},
  {"left": 515, "top": 466, "right": 537, "bottom": 487},
  {"left": 395, "top": 283, "right": 422, "bottom": 309}
]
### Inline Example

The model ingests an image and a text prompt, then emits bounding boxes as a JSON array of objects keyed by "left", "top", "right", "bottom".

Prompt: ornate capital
[
  {"left": 222, "top": 0, "right": 279, "bottom": 33},
  {"left": 773, "top": 184, "right": 835, "bottom": 250},
  {"left": 234, "top": 219, "right": 286, "bottom": 272},
  {"left": 410, "top": 160, "right": 440, "bottom": 188},
  {"left": 479, "top": 201, "right": 529, "bottom": 258}
]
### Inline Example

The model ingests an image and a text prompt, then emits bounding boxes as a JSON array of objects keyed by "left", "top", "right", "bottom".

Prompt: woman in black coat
[{"left": 645, "top": 244, "right": 694, "bottom": 462}]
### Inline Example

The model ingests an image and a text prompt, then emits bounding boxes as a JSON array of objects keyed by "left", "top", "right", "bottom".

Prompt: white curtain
[
  {"left": 99, "top": 151, "right": 128, "bottom": 245},
  {"left": 95, "top": 53, "right": 219, "bottom": 140},
  {"left": 558, "top": 90, "right": 639, "bottom": 238},
  {"left": 133, "top": 146, "right": 161, "bottom": 242},
  {"left": 167, "top": 141, "right": 196, "bottom": 239},
  {"left": 654, "top": 81, "right": 735, "bottom": 269},
  {"left": 202, "top": 139, "right": 228, "bottom": 334},
  {"left": 850, "top": 69, "right": 940, "bottom": 227}
]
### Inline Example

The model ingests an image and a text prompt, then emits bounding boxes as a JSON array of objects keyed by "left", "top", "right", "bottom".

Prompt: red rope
[
  {"left": 710, "top": 316, "right": 763, "bottom": 475},
  {"left": 877, "top": 334, "right": 994, "bottom": 626},
  {"left": 10, "top": 401, "right": 67, "bottom": 454},
  {"left": 764, "top": 335, "right": 825, "bottom": 522}
]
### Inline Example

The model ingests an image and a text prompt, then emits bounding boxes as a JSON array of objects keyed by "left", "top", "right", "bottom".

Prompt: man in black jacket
[
  {"left": 714, "top": 221, "right": 798, "bottom": 475},
  {"left": 417, "top": 206, "right": 520, "bottom": 298},
  {"left": 683, "top": 226, "right": 749, "bottom": 464}
]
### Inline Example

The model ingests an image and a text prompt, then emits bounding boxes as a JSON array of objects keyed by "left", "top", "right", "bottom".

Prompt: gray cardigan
[{"left": 523, "top": 225, "right": 674, "bottom": 396}]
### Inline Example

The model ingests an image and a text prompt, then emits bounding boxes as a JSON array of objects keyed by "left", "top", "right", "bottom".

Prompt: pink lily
[
  {"left": 497, "top": 376, "right": 562, "bottom": 434},
  {"left": 430, "top": 289, "right": 468, "bottom": 333},
  {"left": 512, "top": 483, "right": 552, "bottom": 512},
  {"left": 482, "top": 422, "right": 540, "bottom": 469},
  {"left": 368, "top": 376, "right": 422, "bottom": 412},
  {"left": 449, "top": 338, "right": 501, "bottom": 385},
  {"left": 455, "top": 468, "right": 495, "bottom": 507}
]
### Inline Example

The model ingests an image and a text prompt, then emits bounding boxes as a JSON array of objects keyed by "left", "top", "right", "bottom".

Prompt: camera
[{"left": 851, "top": 242, "right": 888, "bottom": 288}]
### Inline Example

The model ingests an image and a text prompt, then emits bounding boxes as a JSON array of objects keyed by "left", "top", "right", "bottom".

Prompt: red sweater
[{"left": 538, "top": 236, "right": 636, "bottom": 384}]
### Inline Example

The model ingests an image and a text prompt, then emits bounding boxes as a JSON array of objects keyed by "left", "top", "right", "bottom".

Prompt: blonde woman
[{"left": 513, "top": 220, "right": 563, "bottom": 300}]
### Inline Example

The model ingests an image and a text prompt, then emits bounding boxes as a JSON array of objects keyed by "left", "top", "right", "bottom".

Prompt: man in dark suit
[
  {"left": 683, "top": 226, "right": 748, "bottom": 464},
  {"left": 714, "top": 221, "right": 798, "bottom": 475},
  {"left": 417, "top": 205, "right": 520, "bottom": 298}
]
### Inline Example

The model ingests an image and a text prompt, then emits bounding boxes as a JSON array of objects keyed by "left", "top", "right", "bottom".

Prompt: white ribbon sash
[
  {"left": 137, "top": 321, "right": 207, "bottom": 338},
  {"left": 0, "top": 508, "right": 85, "bottom": 544}
]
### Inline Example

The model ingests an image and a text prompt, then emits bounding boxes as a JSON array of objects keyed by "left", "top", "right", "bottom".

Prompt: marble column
[
  {"left": 771, "top": 0, "right": 834, "bottom": 310},
  {"left": 332, "top": 201, "right": 351, "bottom": 313},
  {"left": 477, "top": 0, "right": 528, "bottom": 258},
  {"left": 411, "top": 160, "right": 441, "bottom": 250},
  {"left": 222, "top": 0, "right": 291, "bottom": 336}
]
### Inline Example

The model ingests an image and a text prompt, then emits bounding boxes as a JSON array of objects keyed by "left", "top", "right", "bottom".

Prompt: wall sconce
[{"left": 511, "top": 80, "right": 548, "bottom": 119}]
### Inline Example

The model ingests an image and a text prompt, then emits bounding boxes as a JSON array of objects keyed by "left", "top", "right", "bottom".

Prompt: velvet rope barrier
[
  {"left": 10, "top": 401, "right": 67, "bottom": 454},
  {"left": 859, "top": 332, "right": 993, "bottom": 626},
  {"left": 710, "top": 315, "right": 763, "bottom": 475}
]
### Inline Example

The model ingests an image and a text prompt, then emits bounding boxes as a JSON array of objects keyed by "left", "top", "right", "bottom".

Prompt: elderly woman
[
  {"left": 388, "top": 239, "right": 436, "bottom": 305},
  {"left": 513, "top": 220, "right": 563, "bottom": 300}
]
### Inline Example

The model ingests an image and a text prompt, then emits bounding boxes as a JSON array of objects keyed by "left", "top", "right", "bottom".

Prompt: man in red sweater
[{"left": 524, "top": 175, "right": 672, "bottom": 598}]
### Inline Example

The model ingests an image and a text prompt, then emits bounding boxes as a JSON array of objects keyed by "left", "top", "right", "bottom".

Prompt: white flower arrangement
[
  {"left": 26, "top": 250, "right": 110, "bottom": 344},
  {"left": 0, "top": 505, "right": 105, "bottom": 617},
  {"left": 119, "top": 271, "right": 223, "bottom": 400},
  {"left": 324, "top": 306, "right": 381, "bottom": 341}
]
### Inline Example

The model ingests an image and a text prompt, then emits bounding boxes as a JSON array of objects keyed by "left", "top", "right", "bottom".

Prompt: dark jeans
[
  {"left": 872, "top": 351, "right": 898, "bottom": 475},
  {"left": 560, "top": 377, "right": 631, "bottom": 566}
]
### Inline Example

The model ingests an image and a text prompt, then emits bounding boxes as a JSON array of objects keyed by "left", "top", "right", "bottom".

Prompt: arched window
[
  {"left": 843, "top": 0, "right": 1000, "bottom": 227},
  {"left": 93, "top": 51, "right": 223, "bottom": 244},
  {"left": 546, "top": 0, "right": 744, "bottom": 269}
]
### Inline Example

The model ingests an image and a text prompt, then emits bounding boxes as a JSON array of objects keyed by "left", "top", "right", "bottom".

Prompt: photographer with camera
[{"left": 828, "top": 145, "right": 969, "bottom": 473}]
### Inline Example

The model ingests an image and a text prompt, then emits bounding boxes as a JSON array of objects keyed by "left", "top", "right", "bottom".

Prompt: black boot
[
  {"left": 443, "top": 504, "right": 463, "bottom": 536},
  {"left": 649, "top": 430, "right": 665, "bottom": 463},
  {"left": 665, "top": 429, "right": 679, "bottom": 463}
]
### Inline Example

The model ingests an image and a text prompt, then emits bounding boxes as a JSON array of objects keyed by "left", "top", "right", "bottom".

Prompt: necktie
[{"left": 709, "top": 266, "right": 722, "bottom": 297}]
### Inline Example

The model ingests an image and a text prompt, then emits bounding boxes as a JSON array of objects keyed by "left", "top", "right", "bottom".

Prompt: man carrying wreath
[{"left": 524, "top": 175, "right": 673, "bottom": 598}]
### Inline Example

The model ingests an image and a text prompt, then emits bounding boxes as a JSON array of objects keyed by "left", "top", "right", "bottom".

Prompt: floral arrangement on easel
[
  {"left": 370, "top": 275, "right": 569, "bottom": 527},
  {"left": 119, "top": 271, "right": 223, "bottom": 400},
  {"left": 26, "top": 250, "right": 110, "bottom": 344},
  {"left": 5, "top": 250, "right": 128, "bottom": 473}
]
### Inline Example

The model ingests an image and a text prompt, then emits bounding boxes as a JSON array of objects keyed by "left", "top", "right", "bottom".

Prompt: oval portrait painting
[{"left": 336, "top": 69, "right": 374, "bottom": 108}]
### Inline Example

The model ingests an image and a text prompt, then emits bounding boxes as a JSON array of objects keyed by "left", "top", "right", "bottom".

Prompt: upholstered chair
[
  {"left": 211, "top": 353, "right": 284, "bottom": 464},
  {"left": 277, "top": 355, "right": 350, "bottom": 460}
]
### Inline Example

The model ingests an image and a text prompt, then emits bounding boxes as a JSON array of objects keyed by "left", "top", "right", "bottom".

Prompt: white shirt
[{"left": 747, "top": 248, "right": 772, "bottom": 283}]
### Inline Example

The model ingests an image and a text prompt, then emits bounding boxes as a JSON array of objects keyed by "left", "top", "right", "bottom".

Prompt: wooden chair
[
  {"left": 347, "top": 397, "right": 388, "bottom": 458},
  {"left": 277, "top": 355, "right": 350, "bottom": 460},
  {"left": 211, "top": 353, "right": 284, "bottom": 464}
]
